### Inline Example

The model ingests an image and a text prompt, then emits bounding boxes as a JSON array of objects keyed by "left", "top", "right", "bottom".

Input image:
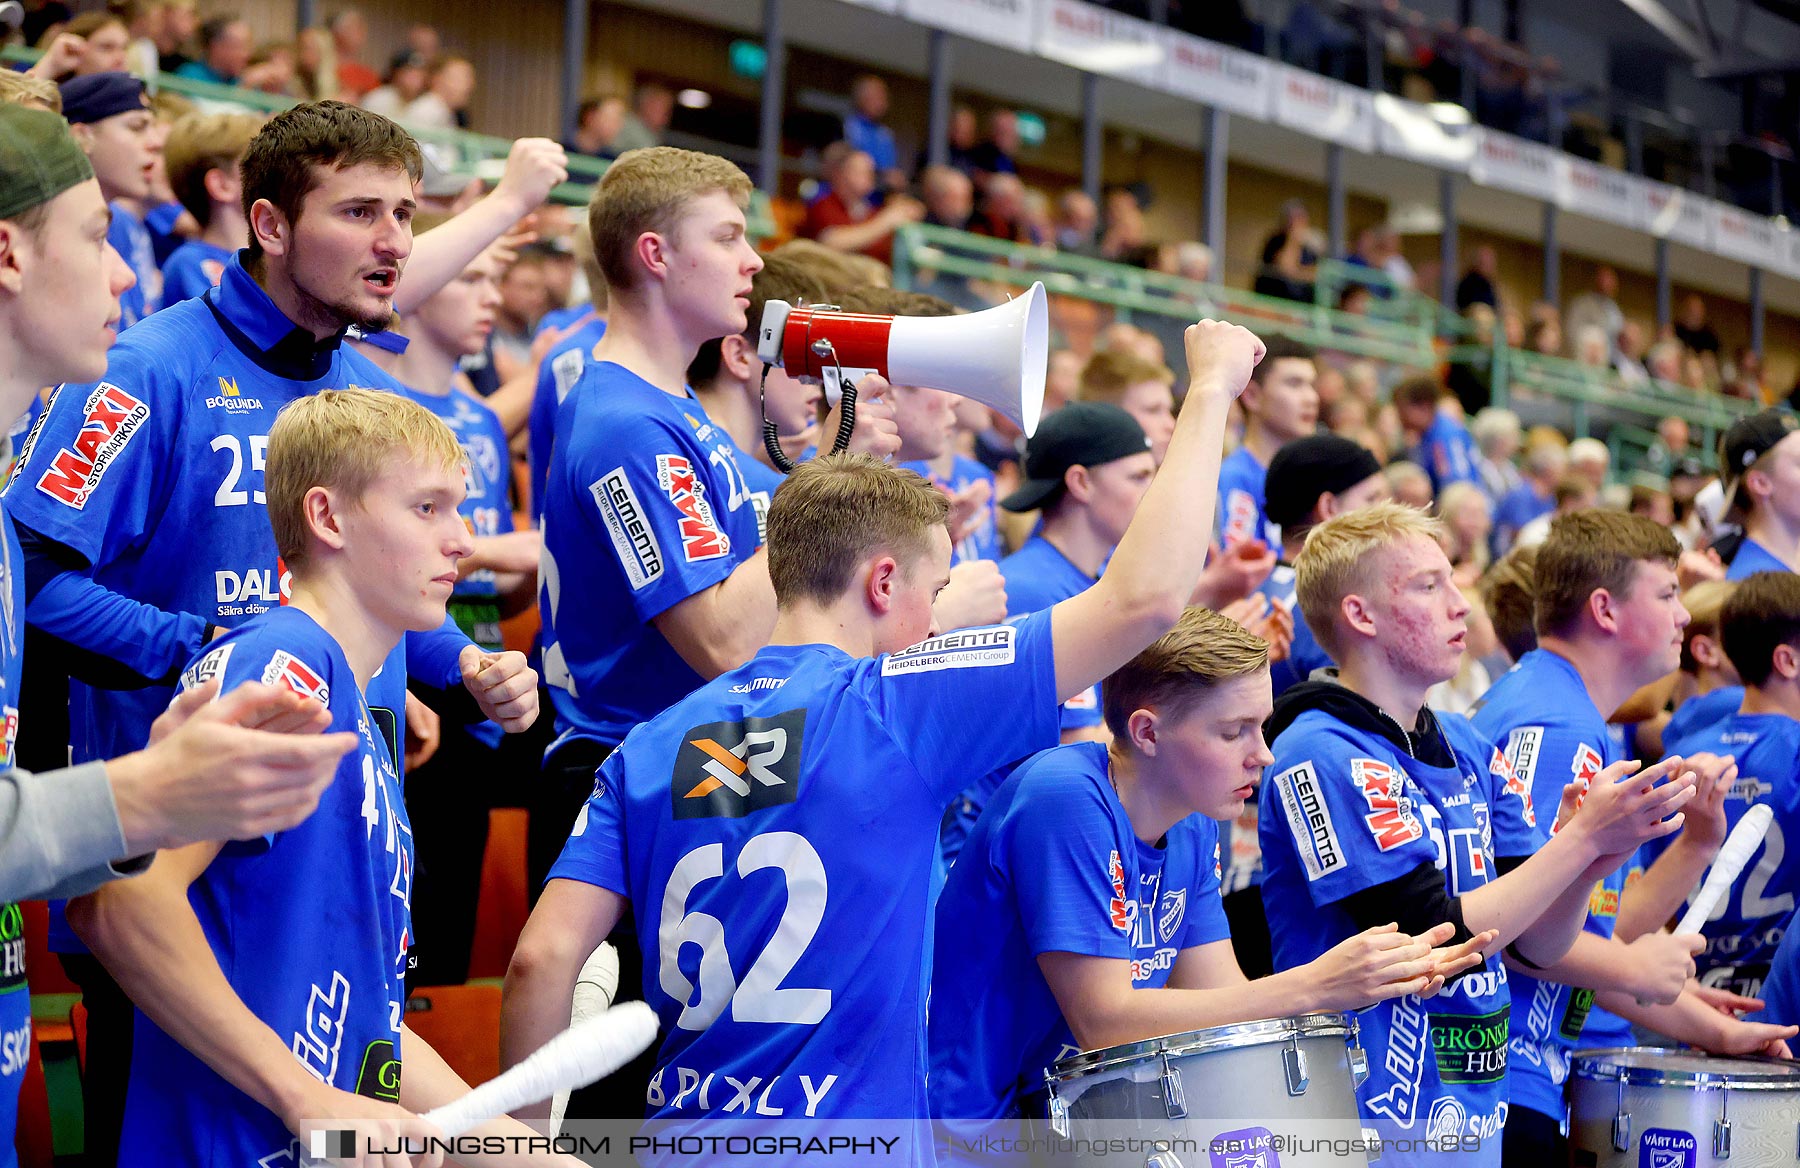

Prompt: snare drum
[
  {"left": 1035, "top": 1014, "right": 1372, "bottom": 1166},
  {"left": 1569, "top": 1047, "right": 1800, "bottom": 1168}
]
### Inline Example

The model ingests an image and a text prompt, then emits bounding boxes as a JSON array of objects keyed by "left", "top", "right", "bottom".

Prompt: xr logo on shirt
[{"left": 671, "top": 708, "right": 805, "bottom": 819}]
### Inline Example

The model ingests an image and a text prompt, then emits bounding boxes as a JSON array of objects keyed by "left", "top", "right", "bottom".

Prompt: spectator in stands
[
  {"left": 1254, "top": 198, "right": 1318, "bottom": 303},
  {"left": 1345, "top": 223, "right": 1411, "bottom": 294},
  {"left": 1573, "top": 324, "right": 1609, "bottom": 369},
  {"left": 1454, "top": 244, "right": 1499, "bottom": 312},
  {"left": 1727, "top": 346, "right": 1767, "bottom": 403},
  {"left": 843, "top": 73, "right": 903, "bottom": 193},
  {"left": 158, "top": 110, "right": 260, "bottom": 305},
  {"left": 1567, "top": 436, "right": 1610, "bottom": 492},
  {"left": 359, "top": 52, "right": 428, "bottom": 121},
  {"left": 1337, "top": 283, "right": 1373, "bottom": 317},
  {"left": 1395, "top": 375, "right": 1480, "bottom": 494},
  {"left": 1054, "top": 189, "right": 1099, "bottom": 254},
  {"left": 1217, "top": 338, "right": 1318, "bottom": 549},
  {"left": 1645, "top": 415, "right": 1691, "bottom": 479},
  {"left": 1384, "top": 460, "right": 1434, "bottom": 510},
  {"left": 1525, "top": 310, "right": 1562, "bottom": 356},
  {"left": 63, "top": 11, "right": 131, "bottom": 76},
  {"left": 800, "top": 142, "right": 922, "bottom": 266},
  {"left": 1099, "top": 186, "right": 1152, "bottom": 267},
  {"left": 1079, "top": 348, "right": 1176, "bottom": 466},
  {"left": 293, "top": 26, "right": 336, "bottom": 100},
  {"left": 1720, "top": 410, "right": 1800, "bottom": 577},
  {"left": 918, "top": 163, "right": 972, "bottom": 231},
  {"left": 174, "top": 15, "right": 250, "bottom": 86},
  {"left": 1681, "top": 349, "right": 1713, "bottom": 393},
  {"left": 406, "top": 54, "right": 476, "bottom": 130},
  {"left": 153, "top": 0, "right": 197, "bottom": 74},
  {"left": 940, "top": 103, "right": 980, "bottom": 179},
  {"left": 241, "top": 41, "right": 298, "bottom": 96},
  {"left": 1157, "top": 239, "right": 1216, "bottom": 285},
  {"left": 1630, "top": 483, "right": 1676, "bottom": 529},
  {"left": 1492, "top": 440, "right": 1565, "bottom": 558},
  {"left": 1646, "top": 338, "right": 1684, "bottom": 383},
  {"left": 612, "top": 80, "right": 674, "bottom": 155},
  {"left": 117, "top": 1, "right": 162, "bottom": 78},
  {"left": 61, "top": 72, "right": 168, "bottom": 328},
  {"left": 1470, "top": 406, "right": 1522, "bottom": 503},
  {"left": 968, "top": 171, "right": 1026, "bottom": 243},
  {"left": 399, "top": 21, "right": 440, "bottom": 64},
  {"left": 1044, "top": 348, "right": 1081, "bottom": 417},
  {"left": 968, "top": 107, "right": 1020, "bottom": 184},
  {"left": 1615, "top": 319, "right": 1649, "bottom": 385},
  {"left": 1676, "top": 292, "right": 1721, "bottom": 358},
  {"left": 566, "top": 95, "right": 626, "bottom": 161},
  {"left": 329, "top": 8, "right": 378, "bottom": 100},
  {"left": 1565, "top": 264, "right": 1623, "bottom": 358},
  {"left": 1438, "top": 481, "right": 1493, "bottom": 579}
]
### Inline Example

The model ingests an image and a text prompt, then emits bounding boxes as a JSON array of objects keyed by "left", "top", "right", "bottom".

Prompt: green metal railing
[
  {"left": 0, "top": 46, "right": 778, "bottom": 232},
  {"left": 894, "top": 224, "right": 1761, "bottom": 478}
]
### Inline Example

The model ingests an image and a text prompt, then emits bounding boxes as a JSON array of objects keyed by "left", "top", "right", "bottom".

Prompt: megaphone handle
[
  {"left": 827, "top": 379, "right": 858, "bottom": 458},
  {"left": 760, "top": 364, "right": 798, "bottom": 474}
]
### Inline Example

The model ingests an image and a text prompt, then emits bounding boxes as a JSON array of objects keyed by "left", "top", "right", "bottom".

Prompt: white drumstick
[
  {"left": 301, "top": 1000, "right": 657, "bottom": 1165},
  {"left": 1675, "top": 803, "right": 1774, "bottom": 936},
  {"left": 424, "top": 1000, "right": 658, "bottom": 1137}
]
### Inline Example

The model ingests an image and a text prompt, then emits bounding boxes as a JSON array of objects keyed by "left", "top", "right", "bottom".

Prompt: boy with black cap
[
  {"left": 1223, "top": 434, "right": 1389, "bottom": 975},
  {"left": 58, "top": 71, "right": 173, "bottom": 328},
  {"left": 937, "top": 401, "right": 1154, "bottom": 867},
  {"left": 1720, "top": 409, "right": 1800, "bottom": 578}
]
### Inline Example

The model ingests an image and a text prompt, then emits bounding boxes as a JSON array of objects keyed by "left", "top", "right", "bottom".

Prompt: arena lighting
[{"left": 676, "top": 88, "right": 711, "bottom": 110}]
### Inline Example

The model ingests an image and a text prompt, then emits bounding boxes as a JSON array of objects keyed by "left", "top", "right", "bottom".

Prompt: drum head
[
  {"left": 1572, "top": 1046, "right": 1800, "bottom": 1089},
  {"left": 1048, "top": 1013, "right": 1355, "bottom": 1084}
]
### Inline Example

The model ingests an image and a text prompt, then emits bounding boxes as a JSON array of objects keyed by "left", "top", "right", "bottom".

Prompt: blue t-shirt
[
  {"left": 938, "top": 535, "right": 1097, "bottom": 870},
  {"left": 1652, "top": 710, "right": 1800, "bottom": 998},
  {"left": 399, "top": 386, "right": 513, "bottom": 612},
  {"left": 843, "top": 112, "right": 898, "bottom": 175},
  {"left": 1414, "top": 412, "right": 1481, "bottom": 495},
  {"left": 526, "top": 313, "right": 605, "bottom": 523},
  {"left": 107, "top": 202, "right": 161, "bottom": 329},
  {"left": 1728, "top": 539, "right": 1791, "bottom": 580},
  {"left": 1754, "top": 911, "right": 1800, "bottom": 1027},
  {"left": 0, "top": 503, "right": 29, "bottom": 1168},
  {"left": 539, "top": 361, "right": 769, "bottom": 749},
  {"left": 122, "top": 607, "right": 413, "bottom": 1166},
  {"left": 1468, "top": 649, "right": 1630, "bottom": 1124},
  {"left": 1216, "top": 445, "right": 1276, "bottom": 550},
  {"left": 535, "top": 303, "right": 592, "bottom": 338},
  {"left": 158, "top": 238, "right": 232, "bottom": 307},
  {"left": 929, "top": 741, "right": 1230, "bottom": 1122},
  {"left": 1260, "top": 705, "right": 1540, "bottom": 1165},
  {"left": 1490, "top": 482, "right": 1553, "bottom": 558},
  {"left": 1664, "top": 686, "right": 1745, "bottom": 747},
  {"left": 900, "top": 455, "right": 1001, "bottom": 565},
  {"left": 547, "top": 613, "right": 1058, "bottom": 1156},
  {"left": 1260, "top": 563, "right": 1331, "bottom": 699}
]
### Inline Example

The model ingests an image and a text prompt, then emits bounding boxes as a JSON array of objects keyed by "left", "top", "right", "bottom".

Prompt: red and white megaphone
[{"left": 756, "top": 282, "right": 1048, "bottom": 466}]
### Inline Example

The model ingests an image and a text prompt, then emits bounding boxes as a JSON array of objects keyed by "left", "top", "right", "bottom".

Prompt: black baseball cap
[
  {"left": 1721, "top": 409, "right": 1800, "bottom": 516},
  {"left": 1264, "top": 435, "right": 1382, "bottom": 529},
  {"left": 1000, "top": 402, "right": 1150, "bottom": 513}
]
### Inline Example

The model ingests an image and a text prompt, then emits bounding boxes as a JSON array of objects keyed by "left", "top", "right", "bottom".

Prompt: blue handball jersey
[
  {"left": 1728, "top": 540, "right": 1791, "bottom": 580},
  {"left": 1753, "top": 911, "right": 1800, "bottom": 1027},
  {"left": 1415, "top": 413, "right": 1480, "bottom": 495},
  {"left": 399, "top": 386, "right": 512, "bottom": 622},
  {"left": 526, "top": 312, "right": 605, "bottom": 523},
  {"left": 1664, "top": 686, "right": 1745, "bottom": 746},
  {"left": 122, "top": 607, "right": 413, "bottom": 1167},
  {"left": 1468, "top": 649, "right": 1631, "bottom": 1124},
  {"left": 1652, "top": 710, "right": 1800, "bottom": 998},
  {"left": 1260, "top": 708, "right": 1541, "bottom": 1165},
  {"left": 938, "top": 535, "right": 1098, "bottom": 871},
  {"left": 0, "top": 503, "right": 29, "bottom": 1168},
  {"left": 158, "top": 239, "right": 232, "bottom": 307},
  {"left": 548, "top": 613, "right": 1058, "bottom": 1155},
  {"left": 539, "top": 361, "right": 767, "bottom": 748},
  {"left": 107, "top": 203, "right": 160, "bottom": 328},
  {"left": 1215, "top": 445, "right": 1276, "bottom": 551},
  {"left": 900, "top": 455, "right": 1001, "bottom": 565},
  {"left": 929, "top": 742, "right": 1231, "bottom": 1122}
]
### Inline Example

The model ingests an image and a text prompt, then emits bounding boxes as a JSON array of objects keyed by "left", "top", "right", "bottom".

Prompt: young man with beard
[
  {"left": 928, "top": 606, "right": 1490, "bottom": 1143},
  {"left": 0, "top": 101, "right": 374, "bottom": 1164},
  {"left": 4, "top": 101, "right": 544, "bottom": 1165},
  {"left": 71, "top": 390, "right": 581, "bottom": 1168},
  {"left": 1259, "top": 504, "right": 1708, "bottom": 1167},
  {"left": 504, "top": 319, "right": 1262, "bottom": 1160}
]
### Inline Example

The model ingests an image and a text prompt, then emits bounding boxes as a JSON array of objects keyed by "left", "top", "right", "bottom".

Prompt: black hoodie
[{"left": 1262, "top": 674, "right": 1530, "bottom": 953}]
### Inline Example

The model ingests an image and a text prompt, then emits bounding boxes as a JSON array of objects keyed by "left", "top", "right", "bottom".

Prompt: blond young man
[
  {"left": 1078, "top": 347, "right": 1176, "bottom": 465},
  {"left": 929, "top": 606, "right": 1488, "bottom": 1130},
  {"left": 71, "top": 390, "right": 579, "bottom": 1168},
  {"left": 1259, "top": 504, "right": 1703, "bottom": 1167},
  {"left": 158, "top": 109, "right": 261, "bottom": 305},
  {"left": 505, "top": 320, "right": 1263, "bottom": 1155}
]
